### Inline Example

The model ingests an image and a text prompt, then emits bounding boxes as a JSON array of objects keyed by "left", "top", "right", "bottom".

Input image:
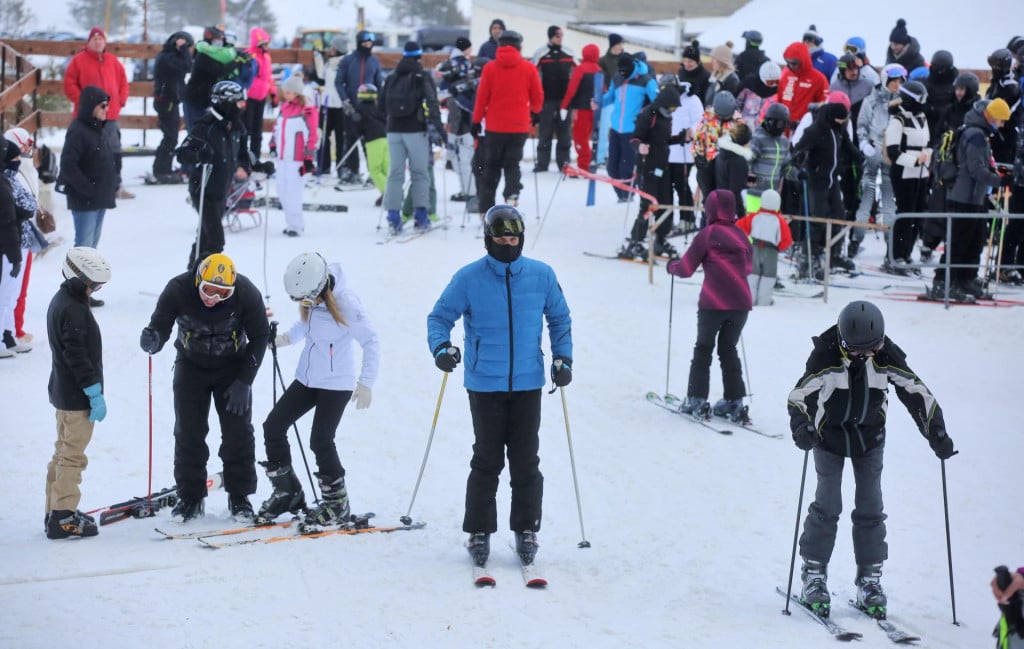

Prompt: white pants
[
  {"left": 0, "top": 250, "right": 26, "bottom": 334},
  {"left": 275, "top": 159, "right": 305, "bottom": 233},
  {"left": 451, "top": 133, "right": 475, "bottom": 196}
]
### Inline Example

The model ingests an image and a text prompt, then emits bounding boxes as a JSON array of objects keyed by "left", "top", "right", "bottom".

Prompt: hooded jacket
[
  {"left": 184, "top": 39, "right": 239, "bottom": 107},
  {"left": 748, "top": 126, "right": 791, "bottom": 195},
  {"left": 922, "top": 64, "right": 958, "bottom": 146},
  {"left": 857, "top": 84, "right": 900, "bottom": 151},
  {"left": 380, "top": 56, "right": 443, "bottom": 135},
  {"left": 948, "top": 104, "right": 1002, "bottom": 206},
  {"left": 58, "top": 86, "right": 117, "bottom": 212},
  {"left": 793, "top": 103, "right": 859, "bottom": 190},
  {"left": 777, "top": 42, "right": 828, "bottom": 124},
  {"left": 601, "top": 59, "right": 658, "bottom": 135},
  {"left": 735, "top": 43, "right": 769, "bottom": 82},
  {"left": 0, "top": 167, "right": 28, "bottom": 267},
  {"left": 885, "top": 38, "right": 926, "bottom": 74},
  {"left": 788, "top": 325, "right": 947, "bottom": 458},
  {"left": 715, "top": 134, "right": 754, "bottom": 216},
  {"left": 246, "top": 27, "right": 277, "bottom": 101},
  {"left": 630, "top": 87, "right": 683, "bottom": 171},
  {"left": 335, "top": 45, "right": 383, "bottom": 104},
  {"left": 63, "top": 42, "right": 129, "bottom": 121},
  {"left": 270, "top": 98, "right": 319, "bottom": 161},
  {"left": 285, "top": 263, "right": 380, "bottom": 391},
  {"left": 562, "top": 44, "right": 601, "bottom": 111},
  {"left": 666, "top": 189, "right": 753, "bottom": 311},
  {"left": 47, "top": 278, "right": 103, "bottom": 411},
  {"left": 153, "top": 31, "right": 194, "bottom": 102},
  {"left": 177, "top": 103, "right": 250, "bottom": 201},
  {"left": 473, "top": 45, "right": 544, "bottom": 133},
  {"left": 427, "top": 254, "right": 572, "bottom": 393}
]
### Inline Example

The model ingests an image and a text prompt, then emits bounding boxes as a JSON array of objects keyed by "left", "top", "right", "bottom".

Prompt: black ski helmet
[
  {"left": 498, "top": 30, "right": 523, "bottom": 49},
  {"left": 762, "top": 102, "right": 790, "bottom": 136},
  {"left": 483, "top": 204, "right": 525, "bottom": 263},
  {"left": 898, "top": 80, "right": 928, "bottom": 113},
  {"left": 988, "top": 48, "right": 1013, "bottom": 74},
  {"left": 837, "top": 300, "right": 885, "bottom": 353},
  {"left": 211, "top": 80, "right": 245, "bottom": 104}
]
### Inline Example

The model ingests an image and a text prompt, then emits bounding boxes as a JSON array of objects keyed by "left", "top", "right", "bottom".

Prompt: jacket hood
[
  {"left": 496, "top": 45, "right": 523, "bottom": 67},
  {"left": 963, "top": 104, "right": 991, "bottom": 130},
  {"left": 581, "top": 44, "right": 600, "bottom": 63},
  {"left": 652, "top": 86, "right": 681, "bottom": 110},
  {"left": 783, "top": 42, "right": 813, "bottom": 77},
  {"left": 164, "top": 31, "right": 193, "bottom": 51},
  {"left": 705, "top": 189, "right": 737, "bottom": 225},
  {"left": 394, "top": 56, "right": 422, "bottom": 74},
  {"left": 630, "top": 59, "right": 650, "bottom": 80},
  {"left": 249, "top": 27, "right": 271, "bottom": 50},
  {"left": 77, "top": 85, "right": 110, "bottom": 121},
  {"left": 327, "top": 262, "right": 347, "bottom": 294},
  {"left": 742, "top": 73, "right": 776, "bottom": 98}
]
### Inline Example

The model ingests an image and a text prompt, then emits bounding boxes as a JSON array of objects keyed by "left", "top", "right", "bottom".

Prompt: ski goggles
[
  {"left": 489, "top": 218, "right": 524, "bottom": 237},
  {"left": 199, "top": 280, "right": 235, "bottom": 302},
  {"left": 841, "top": 338, "right": 883, "bottom": 358}
]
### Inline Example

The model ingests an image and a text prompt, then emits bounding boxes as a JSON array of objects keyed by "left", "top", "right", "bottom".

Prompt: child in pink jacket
[
  {"left": 245, "top": 27, "right": 277, "bottom": 160},
  {"left": 270, "top": 74, "right": 318, "bottom": 236}
]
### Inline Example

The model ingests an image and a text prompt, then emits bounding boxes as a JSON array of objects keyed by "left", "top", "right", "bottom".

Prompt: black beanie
[
  {"left": 682, "top": 40, "right": 701, "bottom": 63},
  {"left": 403, "top": 41, "right": 423, "bottom": 58},
  {"left": 609, "top": 33, "right": 623, "bottom": 48},
  {"left": 889, "top": 19, "right": 911, "bottom": 46},
  {"left": 617, "top": 53, "right": 635, "bottom": 77},
  {"left": 455, "top": 36, "right": 471, "bottom": 51},
  {"left": 548, "top": 25, "right": 561, "bottom": 40}
]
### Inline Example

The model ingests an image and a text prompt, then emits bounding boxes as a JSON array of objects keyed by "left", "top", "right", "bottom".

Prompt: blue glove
[
  {"left": 551, "top": 357, "right": 572, "bottom": 387},
  {"left": 83, "top": 382, "right": 107, "bottom": 423},
  {"left": 433, "top": 343, "right": 461, "bottom": 372},
  {"left": 224, "top": 380, "right": 251, "bottom": 416}
]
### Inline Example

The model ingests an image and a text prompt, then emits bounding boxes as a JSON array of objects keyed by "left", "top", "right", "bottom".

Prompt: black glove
[
  {"left": 797, "top": 168, "right": 808, "bottom": 181},
  {"left": 9, "top": 259, "right": 20, "bottom": 278},
  {"left": 139, "top": 327, "right": 162, "bottom": 354},
  {"left": 530, "top": 112, "right": 540, "bottom": 126},
  {"left": 792, "top": 422, "right": 818, "bottom": 451},
  {"left": 300, "top": 159, "right": 316, "bottom": 175},
  {"left": 470, "top": 122, "right": 482, "bottom": 138},
  {"left": 433, "top": 343, "right": 462, "bottom": 372},
  {"left": 550, "top": 357, "right": 572, "bottom": 387},
  {"left": 224, "top": 380, "right": 251, "bottom": 416},
  {"left": 256, "top": 160, "right": 275, "bottom": 176},
  {"left": 929, "top": 431, "right": 957, "bottom": 460}
]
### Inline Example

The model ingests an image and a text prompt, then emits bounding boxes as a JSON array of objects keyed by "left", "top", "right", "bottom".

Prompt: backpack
[
  {"left": 229, "top": 51, "right": 257, "bottom": 89},
  {"left": 385, "top": 71, "right": 425, "bottom": 118},
  {"left": 37, "top": 144, "right": 58, "bottom": 184},
  {"left": 932, "top": 126, "right": 964, "bottom": 184}
]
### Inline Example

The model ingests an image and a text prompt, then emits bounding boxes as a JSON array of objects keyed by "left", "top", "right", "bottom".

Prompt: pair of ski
[
  {"left": 471, "top": 551, "right": 547, "bottom": 589},
  {"left": 645, "top": 392, "right": 782, "bottom": 439},
  {"left": 582, "top": 251, "right": 674, "bottom": 265},
  {"left": 777, "top": 587, "right": 921, "bottom": 643},
  {"left": 92, "top": 473, "right": 224, "bottom": 525},
  {"left": 378, "top": 220, "right": 448, "bottom": 245},
  {"left": 250, "top": 196, "right": 349, "bottom": 213}
]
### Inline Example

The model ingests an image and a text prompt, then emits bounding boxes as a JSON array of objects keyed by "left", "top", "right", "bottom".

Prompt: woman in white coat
[{"left": 256, "top": 252, "right": 380, "bottom": 525}]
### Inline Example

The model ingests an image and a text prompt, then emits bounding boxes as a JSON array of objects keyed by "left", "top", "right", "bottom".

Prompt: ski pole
[
  {"left": 665, "top": 275, "right": 675, "bottom": 396},
  {"left": 261, "top": 175, "right": 271, "bottom": 300},
  {"left": 147, "top": 355, "right": 154, "bottom": 506},
  {"left": 782, "top": 449, "right": 810, "bottom": 616},
  {"left": 332, "top": 136, "right": 363, "bottom": 176},
  {"left": 530, "top": 172, "right": 564, "bottom": 250},
  {"left": 802, "top": 179, "right": 813, "bottom": 282},
  {"left": 941, "top": 458, "right": 960, "bottom": 626},
  {"left": 269, "top": 321, "right": 320, "bottom": 503},
  {"left": 400, "top": 372, "right": 448, "bottom": 525},
  {"left": 440, "top": 144, "right": 448, "bottom": 223},
  {"left": 740, "top": 333, "right": 752, "bottom": 403},
  {"left": 556, "top": 380, "right": 591, "bottom": 549},
  {"left": 531, "top": 135, "right": 541, "bottom": 219}
]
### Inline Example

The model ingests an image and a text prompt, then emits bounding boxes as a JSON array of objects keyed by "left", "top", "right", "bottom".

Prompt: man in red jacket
[
  {"left": 561, "top": 43, "right": 601, "bottom": 173},
  {"left": 777, "top": 42, "right": 828, "bottom": 129},
  {"left": 471, "top": 31, "right": 544, "bottom": 218},
  {"left": 64, "top": 28, "right": 134, "bottom": 199}
]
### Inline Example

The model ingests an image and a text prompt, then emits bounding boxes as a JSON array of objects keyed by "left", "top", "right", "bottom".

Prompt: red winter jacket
[
  {"left": 473, "top": 45, "right": 544, "bottom": 133},
  {"left": 64, "top": 47, "right": 129, "bottom": 121},
  {"left": 561, "top": 44, "right": 601, "bottom": 111},
  {"left": 777, "top": 42, "right": 828, "bottom": 125}
]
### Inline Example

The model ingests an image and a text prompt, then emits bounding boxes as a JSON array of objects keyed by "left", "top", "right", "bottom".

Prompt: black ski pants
[
  {"left": 808, "top": 183, "right": 845, "bottom": 258},
  {"left": 463, "top": 389, "right": 543, "bottom": 534},
  {"left": 187, "top": 177, "right": 226, "bottom": 271},
  {"left": 630, "top": 167, "right": 673, "bottom": 243},
  {"left": 263, "top": 380, "right": 350, "bottom": 478},
  {"left": 890, "top": 175, "right": 927, "bottom": 261},
  {"left": 341, "top": 112, "right": 361, "bottom": 176},
  {"left": 478, "top": 131, "right": 527, "bottom": 215},
  {"left": 318, "top": 107, "right": 346, "bottom": 178},
  {"left": 243, "top": 98, "right": 267, "bottom": 161},
  {"left": 535, "top": 99, "right": 571, "bottom": 171},
  {"left": 669, "top": 162, "right": 695, "bottom": 225},
  {"left": 153, "top": 98, "right": 181, "bottom": 176},
  {"left": 686, "top": 308, "right": 748, "bottom": 401},
  {"left": 942, "top": 200, "right": 988, "bottom": 284},
  {"left": 999, "top": 188, "right": 1024, "bottom": 271},
  {"left": 172, "top": 358, "right": 256, "bottom": 500}
]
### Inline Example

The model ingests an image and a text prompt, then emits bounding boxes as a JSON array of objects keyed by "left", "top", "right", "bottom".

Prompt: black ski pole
[
  {"left": 782, "top": 449, "right": 810, "bottom": 615},
  {"left": 268, "top": 321, "right": 320, "bottom": 503},
  {"left": 941, "top": 458, "right": 960, "bottom": 625},
  {"left": 400, "top": 372, "right": 448, "bottom": 525},
  {"left": 664, "top": 277, "right": 675, "bottom": 396},
  {"left": 531, "top": 135, "right": 541, "bottom": 219}
]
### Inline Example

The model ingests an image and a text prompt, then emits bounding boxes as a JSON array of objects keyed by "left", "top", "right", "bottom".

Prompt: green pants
[{"left": 364, "top": 137, "right": 389, "bottom": 195}]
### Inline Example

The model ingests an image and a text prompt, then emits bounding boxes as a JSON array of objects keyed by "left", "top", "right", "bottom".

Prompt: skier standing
[
  {"left": 788, "top": 300, "right": 955, "bottom": 618},
  {"left": 268, "top": 73, "right": 319, "bottom": 237},
  {"left": 427, "top": 205, "right": 572, "bottom": 566},
  {"left": 44, "top": 247, "right": 111, "bottom": 538},
  {"left": 139, "top": 253, "right": 270, "bottom": 523},
  {"left": 735, "top": 188, "right": 792, "bottom": 305},
  {"left": 257, "top": 253, "right": 380, "bottom": 525}
]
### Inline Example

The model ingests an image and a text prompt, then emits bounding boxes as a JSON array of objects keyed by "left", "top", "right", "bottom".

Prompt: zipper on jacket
[
  {"left": 505, "top": 265, "right": 514, "bottom": 393},
  {"left": 330, "top": 343, "right": 334, "bottom": 372}
]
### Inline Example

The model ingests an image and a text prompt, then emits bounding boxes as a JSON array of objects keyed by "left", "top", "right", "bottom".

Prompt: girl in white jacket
[{"left": 257, "top": 253, "right": 380, "bottom": 526}]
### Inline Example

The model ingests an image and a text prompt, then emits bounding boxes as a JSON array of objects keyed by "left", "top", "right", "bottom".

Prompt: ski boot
[
  {"left": 712, "top": 398, "right": 746, "bottom": 422},
  {"left": 228, "top": 494, "right": 254, "bottom": 523},
  {"left": 830, "top": 255, "right": 856, "bottom": 273},
  {"left": 617, "top": 239, "right": 648, "bottom": 260},
  {"left": 515, "top": 530, "right": 539, "bottom": 565},
  {"left": 961, "top": 277, "right": 992, "bottom": 300},
  {"left": 255, "top": 462, "right": 306, "bottom": 525},
  {"left": 170, "top": 497, "right": 205, "bottom": 523},
  {"left": 304, "top": 473, "right": 351, "bottom": 527},
  {"left": 855, "top": 563, "right": 887, "bottom": 619},
  {"left": 46, "top": 509, "right": 99, "bottom": 539},
  {"left": 654, "top": 238, "right": 679, "bottom": 259},
  {"left": 677, "top": 396, "right": 709, "bottom": 419},
  {"left": 467, "top": 532, "right": 490, "bottom": 566},
  {"left": 929, "top": 281, "right": 975, "bottom": 303},
  {"left": 800, "top": 559, "right": 831, "bottom": 617},
  {"left": 413, "top": 206, "right": 430, "bottom": 230},
  {"left": 846, "top": 239, "right": 861, "bottom": 258},
  {"left": 386, "top": 210, "right": 403, "bottom": 235}
]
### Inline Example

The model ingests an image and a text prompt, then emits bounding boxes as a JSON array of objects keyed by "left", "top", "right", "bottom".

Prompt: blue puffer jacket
[
  {"left": 428, "top": 254, "right": 572, "bottom": 392},
  {"left": 334, "top": 49, "right": 384, "bottom": 104},
  {"left": 602, "top": 60, "right": 658, "bottom": 135}
]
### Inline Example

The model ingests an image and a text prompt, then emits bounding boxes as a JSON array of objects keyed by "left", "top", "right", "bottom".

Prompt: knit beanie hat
[
  {"left": 3, "top": 140, "right": 19, "bottom": 164},
  {"left": 710, "top": 42, "right": 734, "bottom": 66},
  {"left": 609, "top": 33, "right": 623, "bottom": 48},
  {"left": 403, "top": 41, "right": 423, "bottom": 58},
  {"left": 88, "top": 27, "right": 106, "bottom": 42},
  {"left": 889, "top": 19, "right": 911, "bottom": 46},
  {"left": 802, "top": 25, "right": 822, "bottom": 46},
  {"left": 281, "top": 73, "right": 304, "bottom": 95},
  {"left": 985, "top": 98, "right": 1012, "bottom": 121},
  {"left": 330, "top": 35, "right": 346, "bottom": 52},
  {"left": 682, "top": 40, "right": 701, "bottom": 63},
  {"left": 617, "top": 53, "right": 635, "bottom": 78},
  {"left": 455, "top": 36, "right": 471, "bottom": 51},
  {"left": 760, "top": 189, "right": 782, "bottom": 212}
]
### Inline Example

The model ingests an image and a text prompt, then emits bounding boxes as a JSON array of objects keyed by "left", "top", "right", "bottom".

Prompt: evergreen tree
[
  {"left": 381, "top": 0, "right": 466, "bottom": 26},
  {"left": 0, "top": 0, "right": 33, "bottom": 36},
  {"left": 69, "top": 0, "right": 138, "bottom": 34}
]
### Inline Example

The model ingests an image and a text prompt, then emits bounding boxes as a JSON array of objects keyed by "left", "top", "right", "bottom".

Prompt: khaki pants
[{"left": 45, "top": 410, "right": 94, "bottom": 513}]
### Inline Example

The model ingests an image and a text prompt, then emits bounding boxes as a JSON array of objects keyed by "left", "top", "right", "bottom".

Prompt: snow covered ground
[{"left": 1, "top": 149, "right": 1021, "bottom": 648}]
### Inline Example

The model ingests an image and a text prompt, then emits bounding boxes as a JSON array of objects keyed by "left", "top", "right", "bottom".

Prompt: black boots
[{"left": 256, "top": 463, "right": 306, "bottom": 524}]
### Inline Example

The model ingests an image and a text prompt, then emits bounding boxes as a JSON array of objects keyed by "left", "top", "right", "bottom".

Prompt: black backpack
[
  {"left": 385, "top": 71, "right": 425, "bottom": 118},
  {"left": 37, "top": 144, "right": 58, "bottom": 184}
]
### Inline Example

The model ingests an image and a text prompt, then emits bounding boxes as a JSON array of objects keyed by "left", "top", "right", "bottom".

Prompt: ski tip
[
  {"left": 526, "top": 578, "right": 548, "bottom": 589},
  {"left": 474, "top": 576, "right": 496, "bottom": 587}
]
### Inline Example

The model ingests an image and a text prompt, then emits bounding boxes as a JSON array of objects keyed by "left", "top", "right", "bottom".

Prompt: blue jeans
[{"left": 72, "top": 210, "right": 106, "bottom": 248}]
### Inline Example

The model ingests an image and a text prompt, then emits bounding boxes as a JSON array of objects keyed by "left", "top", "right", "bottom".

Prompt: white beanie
[
  {"left": 760, "top": 189, "right": 781, "bottom": 212},
  {"left": 282, "top": 73, "right": 305, "bottom": 95}
]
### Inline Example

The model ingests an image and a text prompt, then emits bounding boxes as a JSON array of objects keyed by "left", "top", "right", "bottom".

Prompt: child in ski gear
[
  {"left": 259, "top": 253, "right": 380, "bottom": 525},
  {"left": 1, "top": 139, "right": 39, "bottom": 356},
  {"left": 692, "top": 90, "right": 741, "bottom": 206},
  {"left": 736, "top": 59, "right": 779, "bottom": 127},
  {"left": 665, "top": 189, "right": 752, "bottom": 420},
  {"left": 176, "top": 80, "right": 253, "bottom": 270},
  {"left": 561, "top": 43, "right": 601, "bottom": 173},
  {"left": 788, "top": 300, "right": 955, "bottom": 618},
  {"left": 735, "top": 189, "right": 792, "bottom": 305},
  {"left": 883, "top": 80, "right": 931, "bottom": 273},
  {"left": 44, "top": 247, "right": 111, "bottom": 539},
  {"left": 427, "top": 205, "right": 572, "bottom": 566},
  {"left": 139, "top": 254, "right": 270, "bottom": 523},
  {"left": 714, "top": 121, "right": 753, "bottom": 218},
  {"left": 853, "top": 64, "right": 904, "bottom": 250},
  {"left": 347, "top": 83, "right": 388, "bottom": 196},
  {"left": 269, "top": 73, "right": 319, "bottom": 236},
  {"left": 747, "top": 101, "right": 792, "bottom": 214}
]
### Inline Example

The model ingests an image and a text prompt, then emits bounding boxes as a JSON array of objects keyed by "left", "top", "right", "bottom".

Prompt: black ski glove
[
  {"left": 224, "top": 380, "right": 251, "bottom": 416},
  {"left": 792, "top": 422, "right": 818, "bottom": 451},
  {"left": 929, "top": 430, "right": 957, "bottom": 460},
  {"left": 550, "top": 357, "right": 572, "bottom": 387},
  {"left": 139, "top": 327, "right": 163, "bottom": 354},
  {"left": 433, "top": 343, "right": 461, "bottom": 372},
  {"left": 470, "top": 123, "right": 482, "bottom": 138}
]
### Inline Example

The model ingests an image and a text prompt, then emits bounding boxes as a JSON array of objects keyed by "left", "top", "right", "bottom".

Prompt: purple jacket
[{"left": 667, "top": 189, "right": 753, "bottom": 311}]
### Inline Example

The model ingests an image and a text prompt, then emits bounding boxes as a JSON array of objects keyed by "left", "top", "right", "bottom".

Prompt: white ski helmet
[
  {"left": 63, "top": 246, "right": 111, "bottom": 287},
  {"left": 284, "top": 252, "right": 329, "bottom": 303}
]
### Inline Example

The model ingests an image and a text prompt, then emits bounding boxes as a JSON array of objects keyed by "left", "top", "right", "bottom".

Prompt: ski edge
[
  {"left": 847, "top": 600, "right": 922, "bottom": 644},
  {"left": 776, "top": 587, "right": 863, "bottom": 641}
]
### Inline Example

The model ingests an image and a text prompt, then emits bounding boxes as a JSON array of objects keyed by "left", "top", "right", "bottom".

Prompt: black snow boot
[
  {"left": 304, "top": 473, "right": 350, "bottom": 526},
  {"left": 170, "top": 496, "right": 205, "bottom": 523},
  {"left": 255, "top": 463, "right": 306, "bottom": 524},
  {"left": 228, "top": 494, "right": 254, "bottom": 523}
]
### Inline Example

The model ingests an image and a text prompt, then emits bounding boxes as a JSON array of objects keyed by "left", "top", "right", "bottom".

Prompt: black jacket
[
  {"left": 47, "top": 278, "right": 103, "bottom": 411},
  {"left": 677, "top": 64, "right": 710, "bottom": 107},
  {"left": 632, "top": 101, "right": 682, "bottom": 172},
  {"left": 379, "top": 57, "right": 442, "bottom": 135},
  {"left": 57, "top": 86, "right": 117, "bottom": 212},
  {"left": 948, "top": 105, "right": 1002, "bottom": 206},
  {"left": 793, "top": 104, "right": 860, "bottom": 190},
  {"left": 922, "top": 65, "right": 958, "bottom": 147},
  {"left": 787, "top": 325, "right": 948, "bottom": 458},
  {"left": 351, "top": 99, "right": 387, "bottom": 142},
  {"left": 735, "top": 45, "right": 769, "bottom": 82},
  {"left": 715, "top": 137, "right": 752, "bottom": 218},
  {"left": 985, "top": 74, "right": 1022, "bottom": 163},
  {"left": 177, "top": 106, "right": 250, "bottom": 202},
  {"left": 144, "top": 271, "right": 269, "bottom": 385},
  {"left": 534, "top": 44, "right": 575, "bottom": 102},
  {"left": 0, "top": 174, "right": 28, "bottom": 268},
  {"left": 153, "top": 32, "right": 194, "bottom": 102}
]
